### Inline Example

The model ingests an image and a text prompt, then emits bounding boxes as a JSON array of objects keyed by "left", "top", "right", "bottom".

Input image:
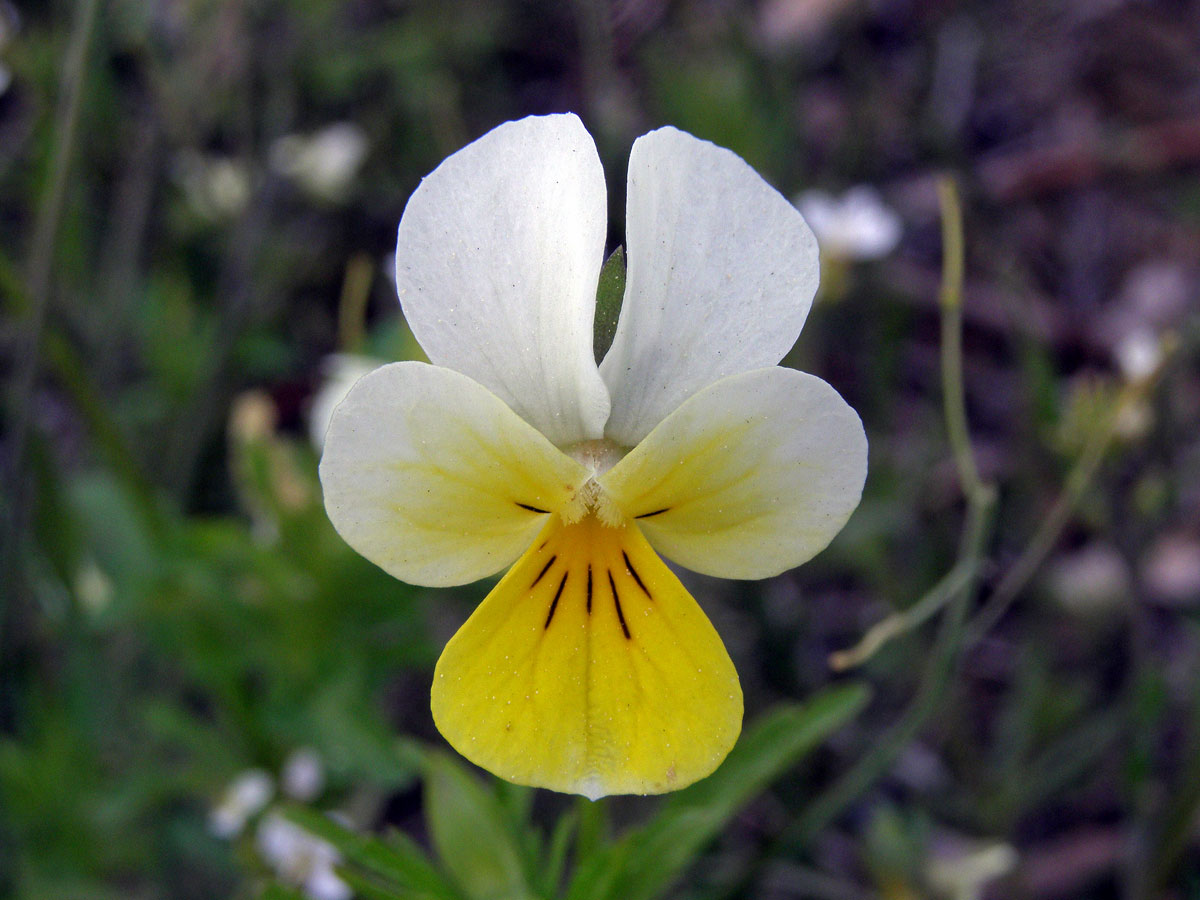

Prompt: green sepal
[{"left": 593, "top": 246, "right": 626, "bottom": 365}]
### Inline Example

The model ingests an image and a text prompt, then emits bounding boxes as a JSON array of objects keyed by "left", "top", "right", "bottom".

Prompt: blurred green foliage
[{"left": 278, "top": 686, "right": 867, "bottom": 900}]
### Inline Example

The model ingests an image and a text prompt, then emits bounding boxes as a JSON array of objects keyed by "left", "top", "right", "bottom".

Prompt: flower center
[
  {"left": 561, "top": 477, "right": 623, "bottom": 527},
  {"left": 558, "top": 438, "right": 628, "bottom": 527},
  {"left": 566, "top": 438, "right": 627, "bottom": 476}
]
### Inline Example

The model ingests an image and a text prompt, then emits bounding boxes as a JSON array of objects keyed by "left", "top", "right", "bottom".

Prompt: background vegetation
[{"left": 2, "top": 1, "right": 1199, "bottom": 897}]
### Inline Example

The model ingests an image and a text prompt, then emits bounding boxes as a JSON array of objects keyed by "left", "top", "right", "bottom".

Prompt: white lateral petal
[
  {"left": 319, "top": 362, "right": 590, "bottom": 587},
  {"left": 600, "top": 367, "right": 866, "bottom": 580},
  {"left": 600, "top": 128, "right": 820, "bottom": 446},
  {"left": 395, "top": 114, "right": 611, "bottom": 447}
]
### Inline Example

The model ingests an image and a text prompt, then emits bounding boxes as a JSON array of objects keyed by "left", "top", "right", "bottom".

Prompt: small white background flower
[
  {"left": 281, "top": 747, "right": 326, "bottom": 802},
  {"left": 208, "top": 769, "right": 274, "bottom": 839},
  {"left": 173, "top": 150, "right": 251, "bottom": 222},
  {"left": 796, "top": 185, "right": 903, "bottom": 261},
  {"left": 270, "top": 122, "right": 369, "bottom": 203},
  {"left": 1115, "top": 327, "right": 1161, "bottom": 383},
  {"left": 256, "top": 811, "right": 351, "bottom": 900},
  {"left": 320, "top": 114, "right": 867, "bottom": 798}
]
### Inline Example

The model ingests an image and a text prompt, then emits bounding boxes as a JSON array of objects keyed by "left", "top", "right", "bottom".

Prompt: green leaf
[
  {"left": 261, "top": 884, "right": 309, "bottom": 900},
  {"left": 592, "top": 247, "right": 625, "bottom": 364},
  {"left": 538, "top": 807, "right": 578, "bottom": 898},
  {"left": 334, "top": 865, "right": 447, "bottom": 900},
  {"left": 380, "top": 829, "right": 463, "bottom": 895},
  {"left": 492, "top": 779, "right": 540, "bottom": 882},
  {"left": 562, "top": 797, "right": 615, "bottom": 900},
  {"left": 563, "top": 840, "right": 629, "bottom": 900},
  {"left": 330, "top": 869, "right": 405, "bottom": 900},
  {"left": 283, "top": 806, "right": 459, "bottom": 899},
  {"left": 424, "top": 752, "right": 533, "bottom": 900},
  {"left": 573, "top": 683, "right": 871, "bottom": 900}
]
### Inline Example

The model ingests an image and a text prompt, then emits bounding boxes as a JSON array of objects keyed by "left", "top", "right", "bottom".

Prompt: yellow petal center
[{"left": 431, "top": 511, "right": 742, "bottom": 798}]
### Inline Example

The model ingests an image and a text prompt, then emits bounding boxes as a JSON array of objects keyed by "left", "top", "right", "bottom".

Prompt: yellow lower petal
[{"left": 431, "top": 513, "right": 742, "bottom": 798}]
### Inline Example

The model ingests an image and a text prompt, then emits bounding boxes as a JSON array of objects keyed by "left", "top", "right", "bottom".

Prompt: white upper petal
[
  {"left": 319, "top": 361, "right": 590, "bottom": 587},
  {"left": 600, "top": 367, "right": 866, "bottom": 580},
  {"left": 600, "top": 127, "right": 820, "bottom": 446},
  {"left": 394, "top": 114, "right": 611, "bottom": 447}
]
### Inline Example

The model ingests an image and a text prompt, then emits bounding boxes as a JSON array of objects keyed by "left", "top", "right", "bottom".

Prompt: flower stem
[
  {"left": 829, "top": 558, "right": 978, "bottom": 671},
  {"left": 337, "top": 253, "right": 376, "bottom": 353},
  {"left": 965, "top": 358, "right": 1168, "bottom": 642},
  {"left": 937, "top": 178, "right": 984, "bottom": 501},
  {"left": 788, "top": 486, "right": 992, "bottom": 850},
  {"left": 830, "top": 178, "right": 991, "bottom": 671},
  {"left": 1, "top": 0, "right": 101, "bottom": 654},
  {"left": 791, "top": 177, "right": 995, "bottom": 844}
]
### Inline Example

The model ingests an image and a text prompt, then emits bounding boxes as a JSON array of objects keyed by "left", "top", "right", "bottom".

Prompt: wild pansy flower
[{"left": 320, "top": 114, "right": 867, "bottom": 798}]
